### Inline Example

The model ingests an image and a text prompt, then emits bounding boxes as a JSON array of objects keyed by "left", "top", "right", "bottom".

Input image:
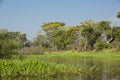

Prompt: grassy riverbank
[{"left": 22, "top": 49, "right": 120, "bottom": 60}]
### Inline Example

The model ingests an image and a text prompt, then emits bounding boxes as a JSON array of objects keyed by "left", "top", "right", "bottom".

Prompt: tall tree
[
  {"left": 34, "top": 30, "right": 48, "bottom": 47},
  {"left": 97, "top": 20, "right": 113, "bottom": 43},
  {"left": 117, "top": 11, "right": 120, "bottom": 18},
  {"left": 0, "top": 30, "right": 20, "bottom": 58},
  {"left": 42, "top": 22, "right": 65, "bottom": 50},
  {"left": 80, "top": 20, "right": 100, "bottom": 50}
]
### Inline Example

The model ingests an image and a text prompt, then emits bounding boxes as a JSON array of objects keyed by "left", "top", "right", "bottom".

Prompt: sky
[{"left": 0, "top": 0, "right": 120, "bottom": 40}]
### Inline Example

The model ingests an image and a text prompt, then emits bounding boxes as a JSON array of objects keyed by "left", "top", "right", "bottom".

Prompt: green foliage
[
  {"left": 33, "top": 31, "right": 48, "bottom": 47},
  {"left": 33, "top": 19, "right": 119, "bottom": 51},
  {"left": 79, "top": 20, "right": 101, "bottom": 50},
  {"left": 0, "top": 38, "right": 19, "bottom": 58},
  {"left": 113, "top": 27, "right": 120, "bottom": 41},
  {"left": 117, "top": 11, "right": 120, "bottom": 18},
  {"left": 0, "top": 30, "right": 27, "bottom": 58},
  {"left": 19, "top": 46, "right": 44, "bottom": 55},
  {"left": 1, "top": 50, "right": 120, "bottom": 78},
  {"left": 42, "top": 22, "right": 65, "bottom": 31},
  {"left": 0, "top": 59, "right": 79, "bottom": 77},
  {"left": 94, "top": 41, "right": 111, "bottom": 50},
  {"left": 0, "top": 29, "right": 8, "bottom": 33},
  {"left": 41, "top": 22, "right": 67, "bottom": 50},
  {"left": 97, "top": 20, "right": 111, "bottom": 31},
  {"left": 112, "top": 41, "right": 120, "bottom": 52}
]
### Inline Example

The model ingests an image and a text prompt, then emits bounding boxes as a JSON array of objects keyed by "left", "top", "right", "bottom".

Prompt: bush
[
  {"left": 19, "top": 46, "right": 44, "bottom": 55},
  {"left": 111, "top": 41, "right": 120, "bottom": 52},
  {"left": 94, "top": 42, "right": 111, "bottom": 51},
  {"left": 0, "top": 40, "right": 19, "bottom": 58}
]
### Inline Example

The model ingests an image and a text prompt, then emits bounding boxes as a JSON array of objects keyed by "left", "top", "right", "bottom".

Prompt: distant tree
[
  {"left": 42, "top": 22, "right": 65, "bottom": 50},
  {"left": 0, "top": 29, "right": 27, "bottom": 58},
  {"left": 112, "top": 27, "right": 120, "bottom": 51},
  {"left": 96, "top": 20, "right": 113, "bottom": 43},
  {"left": 42, "top": 22, "right": 65, "bottom": 31},
  {"left": 65, "top": 26, "right": 80, "bottom": 50},
  {"left": 19, "top": 33, "right": 27, "bottom": 48},
  {"left": 0, "top": 31, "right": 19, "bottom": 58},
  {"left": 80, "top": 20, "right": 100, "bottom": 50},
  {"left": 0, "top": 29, "right": 8, "bottom": 33},
  {"left": 117, "top": 11, "right": 120, "bottom": 18},
  {"left": 34, "top": 30, "right": 48, "bottom": 47}
]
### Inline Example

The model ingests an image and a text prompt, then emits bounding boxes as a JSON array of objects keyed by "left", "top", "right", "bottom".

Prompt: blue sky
[{"left": 0, "top": 0, "right": 120, "bottom": 40}]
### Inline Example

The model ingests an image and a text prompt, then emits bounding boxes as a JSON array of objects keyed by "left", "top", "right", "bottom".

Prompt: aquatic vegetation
[
  {"left": 0, "top": 59, "right": 80, "bottom": 78},
  {"left": 1, "top": 50, "right": 120, "bottom": 79}
]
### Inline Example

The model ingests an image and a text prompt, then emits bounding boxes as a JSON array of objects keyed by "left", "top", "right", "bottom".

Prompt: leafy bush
[
  {"left": 94, "top": 42, "right": 111, "bottom": 51},
  {"left": 0, "top": 40, "right": 19, "bottom": 58}
]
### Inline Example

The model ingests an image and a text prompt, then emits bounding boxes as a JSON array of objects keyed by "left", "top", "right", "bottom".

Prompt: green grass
[{"left": 21, "top": 49, "right": 120, "bottom": 60}]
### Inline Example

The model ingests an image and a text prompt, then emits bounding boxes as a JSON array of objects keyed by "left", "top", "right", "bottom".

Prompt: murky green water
[{"left": 1, "top": 58, "right": 120, "bottom": 80}]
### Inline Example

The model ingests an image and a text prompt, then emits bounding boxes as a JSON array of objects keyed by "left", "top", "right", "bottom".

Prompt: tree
[
  {"left": 112, "top": 27, "right": 120, "bottom": 51},
  {"left": 42, "top": 22, "right": 65, "bottom": 50},
  {"left": 42, "top": 22, "right": 65, "bottom": 31},
  {"left": 96, "top": 20, "right": 113, "bottom": 43},
  {"left": 19, "top": 33, "right": 27, "bottom": 48},
  {"left": 0, "top": 29, "right": 28, "bottom": 58},
  {"left": 0, "top": 29, "right": 8, "bottom": 33},
  {"left": 65, "top": 26, "right": 80, "bottom": 50},
  {"left": 79, "top": 20, "right": 100, "bottom": 50},
  {"left": 117, "top": 11, "right": 120, "bottom": 18},
  {"left": 34, "top": 30, "right": 48, "bottom": 47},
  {"left": 0, "top": 31, "right": 19, "bottom": 58}
]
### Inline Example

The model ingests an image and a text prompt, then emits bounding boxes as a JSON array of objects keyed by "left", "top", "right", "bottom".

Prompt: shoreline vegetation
[
  {"left": 0, "top": 59, "right": 80, "bottom": 78},
  {"left": 18, "top": 49, "right": 120, "bottom": 60},
  {"left": 0, "top": 49, "right": 120, "bottom": 78}
]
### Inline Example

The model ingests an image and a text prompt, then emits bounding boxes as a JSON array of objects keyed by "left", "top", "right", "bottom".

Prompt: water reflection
[
  {"left": 82, "top": 59, "right": 120, "bottom": 80},
  {"left": 42, "top": 58, "right": 120, "bottom": 80},
  {"left": 1, "top": 58, "right": 120, "bottom": 80}
]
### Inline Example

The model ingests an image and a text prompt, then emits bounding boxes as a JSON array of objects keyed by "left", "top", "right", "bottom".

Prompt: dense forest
[{"left": 0, "top": 11, "right": 120, "bottom": 58}]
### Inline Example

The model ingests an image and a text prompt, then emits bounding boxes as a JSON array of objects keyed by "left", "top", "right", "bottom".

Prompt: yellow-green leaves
[{"left": 42, "top": 22, "right": 65, "bottom": 31}]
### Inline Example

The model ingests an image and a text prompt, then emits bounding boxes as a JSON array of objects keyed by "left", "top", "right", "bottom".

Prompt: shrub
[
  {"left": 0, "top": 40, "right": 19, "bottom": 58},
  {"left": 111, "top": 41, "right": 120, "bottom": 52},
  {"left": 94, "top": 42, "right": 111, "bottom": 51},
  {"left": 19, "top": 46, "right": 44, "bottom": 55}
]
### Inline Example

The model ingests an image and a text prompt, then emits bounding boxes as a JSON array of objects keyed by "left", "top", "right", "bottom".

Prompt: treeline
[
  {"left": 34, "top": 20, "right": 120, "bottom": 51},
  {"left": 0, "top": 11, "right": 120, "bottom": 58}
]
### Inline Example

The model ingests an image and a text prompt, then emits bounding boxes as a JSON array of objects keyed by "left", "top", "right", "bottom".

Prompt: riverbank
[{"left": 23, "top": 49, "right": 120, "bottom": 60}]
